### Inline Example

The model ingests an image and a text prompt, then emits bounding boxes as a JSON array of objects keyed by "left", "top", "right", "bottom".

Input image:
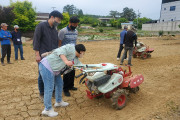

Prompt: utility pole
[
  {"left": 52, "top": 7, "right": 56, "bottom": 10},
  {"left": 137, "top": 10, "right": 139, "bottom": 29}
]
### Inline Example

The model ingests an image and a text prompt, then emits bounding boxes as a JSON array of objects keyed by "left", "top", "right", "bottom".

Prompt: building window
[
  {"left": 164, "top": 8, "right": 166, "bottom": 10},
  {"left": 170, "top": 6, "right": 176, "bottom": 11},
  {"left": 171, "top": 19, "right": 173, "bottom": 21}
]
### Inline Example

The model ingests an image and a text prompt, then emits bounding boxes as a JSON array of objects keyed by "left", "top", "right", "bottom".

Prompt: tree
[
  {"left": 78, "top": 9, "right": 83, "bottom": 16},
  {"left": 63, "top": 4, "right": 76, "bottom": 15},
  {"left": 120, "top": 7, "right": 137, "bottom": 21},
  {"left": 57, "top": 12, "right": 70, "bottom": 30},
  {"left": 133, "top": 17, "right": 152, "bottom": 29},
  {"left": 0, "top": 5, "right": 15, "bottom": 30},
  {"left": 117, "top": 18, "right": 128, "bottom": 28},
  {"left": 109, "top": 10, "right": 120, "bottom": 18},
  {"left": 10, "top": 0, "right": 38, "bottom": 32}
]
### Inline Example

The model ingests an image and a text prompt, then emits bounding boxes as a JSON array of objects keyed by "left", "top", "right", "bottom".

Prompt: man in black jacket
[
  {"left": 33, "top": 10, "right": 63, "bottom": 102},
  {"left": 120, "top": 28, "right": 137, "bottom": 66}
]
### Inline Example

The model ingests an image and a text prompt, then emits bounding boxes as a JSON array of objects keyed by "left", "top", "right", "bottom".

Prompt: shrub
[
  {"left": 99, "top": 28, "right": 103, "bottom": 33},
  {"left": 159, "top": 31, "right": 164, "bottom": 36}
]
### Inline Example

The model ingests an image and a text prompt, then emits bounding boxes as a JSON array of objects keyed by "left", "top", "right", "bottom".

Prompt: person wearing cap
[
  {"left": 33, "top": 10, "right": 63, "bottom": 102},
  {"left": 117, "top": 26, "right": 128, "bottom": 61},
  {"left": 120, "top": 27, "right": 137, "bottom": 66},
  {"left": 11, "top": 25, "right": 25, "bottom": 60},
  {"left": 39, "top": 44, "right": 86, "bottom": 117},
  {"left": 0, "top": 23, "right": 12, "bottom": 66},
  {"left": 58, "top": 16, "right": 80, "bottom": 97}
]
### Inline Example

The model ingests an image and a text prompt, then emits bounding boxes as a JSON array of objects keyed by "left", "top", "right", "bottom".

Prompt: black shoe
[
  {"left": 7, "top": 62, "right": 13, "bottom": 64},
  {"left": 21, "top": 58, "right": 25, "bottom": 60},
  {"left": 64, "top": 91, "right": 71, "bottom": 97},
  {"left": 1, "top": 62, "right": 5, "bottom": 66},
  {"left": 125, "top": 64, "right": 133, "bottom": 66},
  {"left": 69, "top": 87, "right": 78, "bottom": 91}
]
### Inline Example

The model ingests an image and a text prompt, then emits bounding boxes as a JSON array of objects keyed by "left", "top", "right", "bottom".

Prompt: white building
[{"left": 160, "top": 0, "right": 180, "bottom": 22}]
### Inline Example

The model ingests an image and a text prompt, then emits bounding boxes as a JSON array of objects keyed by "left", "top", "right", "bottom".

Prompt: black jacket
[{"left": 123, "top": 30, "right": 137, "bottom": 47}]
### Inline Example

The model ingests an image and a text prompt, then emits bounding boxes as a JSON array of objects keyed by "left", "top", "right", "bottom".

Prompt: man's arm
[
  {"left": 60, "top": 54, "right": 73, "bottom": 67},
  {"left": 133, "top": 34, "right": 137, "bottom": 47},
  {"left": 58, "top": 40, "right": 62, "bottom": 47},
  {"left": 33, "top": 24, "right": 42, "bottom": 62}
]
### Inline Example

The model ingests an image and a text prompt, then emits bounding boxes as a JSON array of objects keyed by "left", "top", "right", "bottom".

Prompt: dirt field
[{"left": 0, "top": 36, "right": 180, "bottom": 120}]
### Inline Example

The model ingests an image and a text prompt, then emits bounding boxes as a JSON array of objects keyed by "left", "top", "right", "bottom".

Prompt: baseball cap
[
  {"left": 14, "top": 25, "right": 19, "bottom": 28},
  {"left": 1, "top": 23, "right": 8, "bottom": 27}
]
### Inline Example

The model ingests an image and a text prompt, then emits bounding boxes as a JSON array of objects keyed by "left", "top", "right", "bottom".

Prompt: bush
[
  {"left": 99, "top": 28, "right": 103, "bottom": 33},
  {"left": 179, "top": 24, "right": 180, "bottom": 28},
  {"left": 159, "top": 31, "right": 164, "bottom": 36},
  {"left": 91, "top": 22, "right": 98, "bottom": 27}
]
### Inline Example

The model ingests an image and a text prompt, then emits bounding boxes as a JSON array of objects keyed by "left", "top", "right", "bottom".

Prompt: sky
[{"left": 1, "top": 0, "right": 162, "bottom": 20}]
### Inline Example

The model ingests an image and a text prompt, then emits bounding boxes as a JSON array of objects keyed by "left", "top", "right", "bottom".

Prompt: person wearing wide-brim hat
[{"left": 0, "top": 23, "right": 12, "bottom": 66}]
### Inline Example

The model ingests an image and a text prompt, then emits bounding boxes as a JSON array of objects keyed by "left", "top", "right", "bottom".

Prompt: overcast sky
[{"left": 1, "top": 0, "right": 162, "bottom": 20}]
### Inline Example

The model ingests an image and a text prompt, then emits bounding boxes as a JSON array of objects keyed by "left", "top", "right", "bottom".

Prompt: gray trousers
[{"left": 121, "top": 46, "right": 133, "bottom": 65}]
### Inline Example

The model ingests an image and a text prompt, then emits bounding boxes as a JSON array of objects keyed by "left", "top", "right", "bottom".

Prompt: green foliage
[
  {"left": 79, "top": 15, "right": 99, "bottom": 25},
  {"left": 57, "top": 12, "right": 70, "bottom": 30},
  {"left": 159, "top": 30, "right": 164, "bottom": 36},
  {"left": 120, "top": 7, "right": 137, "bottom": 21},
  {"left": 99, "top": 28, "right": 103, "bottom": 33},
  {"left": 179, "top": 24, "right": 180, "bottom": 28},
  {"left": 63, "top": 4, "right": 83, "bottom": 17},
  {"left": 133, "top": 17, "right": 152, "bottom": 29},
  {"left": 109, "top": 10, "right": 120, "bottom": 18},
  {"left": 117, "top": 18, "right": 128, "bottom": 28},
  {"left": 0, "top": 5, "right": 15, "bottom": 30},
  {"left": 110, "top": 19, "right": 117, "bottom": 27},
  {"left": 91, "top": 22, "right": 98, "bottom": 27},
  {"left": 10, "top": 0, "right": 38, "bottom": 32}
]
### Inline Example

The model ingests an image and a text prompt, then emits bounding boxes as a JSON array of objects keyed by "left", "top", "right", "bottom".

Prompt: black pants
[
  {"left": 1, "top": 45, "right": 11, "bottom": 63},
  {"left": 117, "top": 44, "right": 127, "bottom": 59},
  {"left": 63, "top": 70, "right": 75, "bottom": 91}
]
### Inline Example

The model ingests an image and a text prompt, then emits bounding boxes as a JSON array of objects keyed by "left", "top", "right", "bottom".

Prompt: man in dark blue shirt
[
  {"left": 0, "top": 23, "right": 12, "bottom": 66},
  {"left": 11, "top": 25, "right": 25, "bottom": 60},
  {"left": 117, "top": 26, "right": 128, "bottom": 61}
]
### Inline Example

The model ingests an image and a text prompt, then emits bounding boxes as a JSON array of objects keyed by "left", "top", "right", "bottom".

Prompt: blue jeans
[
  {"left": 121, "top": 46, "right": 133, "bottom": 64},
  {"left": 14, "top": 44, "right": 24, "bottom": 60},
  {"left": 38, "top": 69, "right": 44, "bottom": 95},
  {"left": 39, "top": 63, "right": 63, "bottom": 110}
]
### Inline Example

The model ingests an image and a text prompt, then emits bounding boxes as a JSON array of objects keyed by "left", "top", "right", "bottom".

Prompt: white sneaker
[
  {"left": 117, "top": 58, "right": 120, "bottom": 61},
  {"left": 125, "top": 58, "right": 128, "bottom": 60},
  {"left": 54, "top": 101, "right": 69, "bottom": 107},
  {"left": 42, "top": 108, "right": 58, "bottom": 117}
]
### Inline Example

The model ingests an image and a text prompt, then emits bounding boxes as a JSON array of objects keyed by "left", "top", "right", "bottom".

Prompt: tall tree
[
  {"left": 10, "top": 0, "right": 38, "bottom": 31},
  {"left": 63, "top": 4, "right": 76, "bottom": 15},
  {"left": 133, "top": 17, "right": 152, "bottom": 29},
  {"left": 109, "top": 10, "right": 120, "bottom": 18},
  {"left": 120, "top": 7, "right": 137, "bottom": 21},
  {"left": 0, "top": 5, "right": 15, "bottom": 30}
]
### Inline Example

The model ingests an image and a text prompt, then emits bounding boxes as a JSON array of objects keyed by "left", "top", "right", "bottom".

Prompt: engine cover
[{"left": 98, "top": 73, "right": 123, "bottom": 93}]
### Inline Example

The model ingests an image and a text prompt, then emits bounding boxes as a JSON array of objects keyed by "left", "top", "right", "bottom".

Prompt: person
[
  {"left": 58, "top": 16, "right": 80, "bottom": 96},
  {"left": 117, "top": 26, "right": 128, "bottom": 61},
  {"left": 39, "top": 44, "right": 86, "bottom": 117},
  {"left": 120, "top": 27, "right": 137, "bottom": 66},
  {"left": 11, "top": 25, "right": 25, "bottom": 60},
  {"left": 33, "top": 10, "right": 63, "bottom": 102},
  {"left": 0, "top": 23, "right": 12, "bottom": 66}
]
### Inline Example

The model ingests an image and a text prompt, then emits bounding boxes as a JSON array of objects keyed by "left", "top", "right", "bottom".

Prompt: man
[
  {"left": 0, "top": 23, "right": 12, "bottom": 66},
  {"left": 117, "top": 26, "right": 128, "bottom": 61},
  {"left": 58, "top": 16, "right": 80, "bottom": 96},
  {"left": 33, "top": 10, "right": 63, "bottom": 102},
  {"left": 120, "top": 27, "right": 137, "bottom": 66},
  {"left": 11, "top": 25, "right": 25, "bottom": 60}
]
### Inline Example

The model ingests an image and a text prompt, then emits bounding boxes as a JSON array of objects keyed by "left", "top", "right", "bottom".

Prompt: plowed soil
[{"left": 0, "top": 36, "right": 180, "bottom": 120}]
